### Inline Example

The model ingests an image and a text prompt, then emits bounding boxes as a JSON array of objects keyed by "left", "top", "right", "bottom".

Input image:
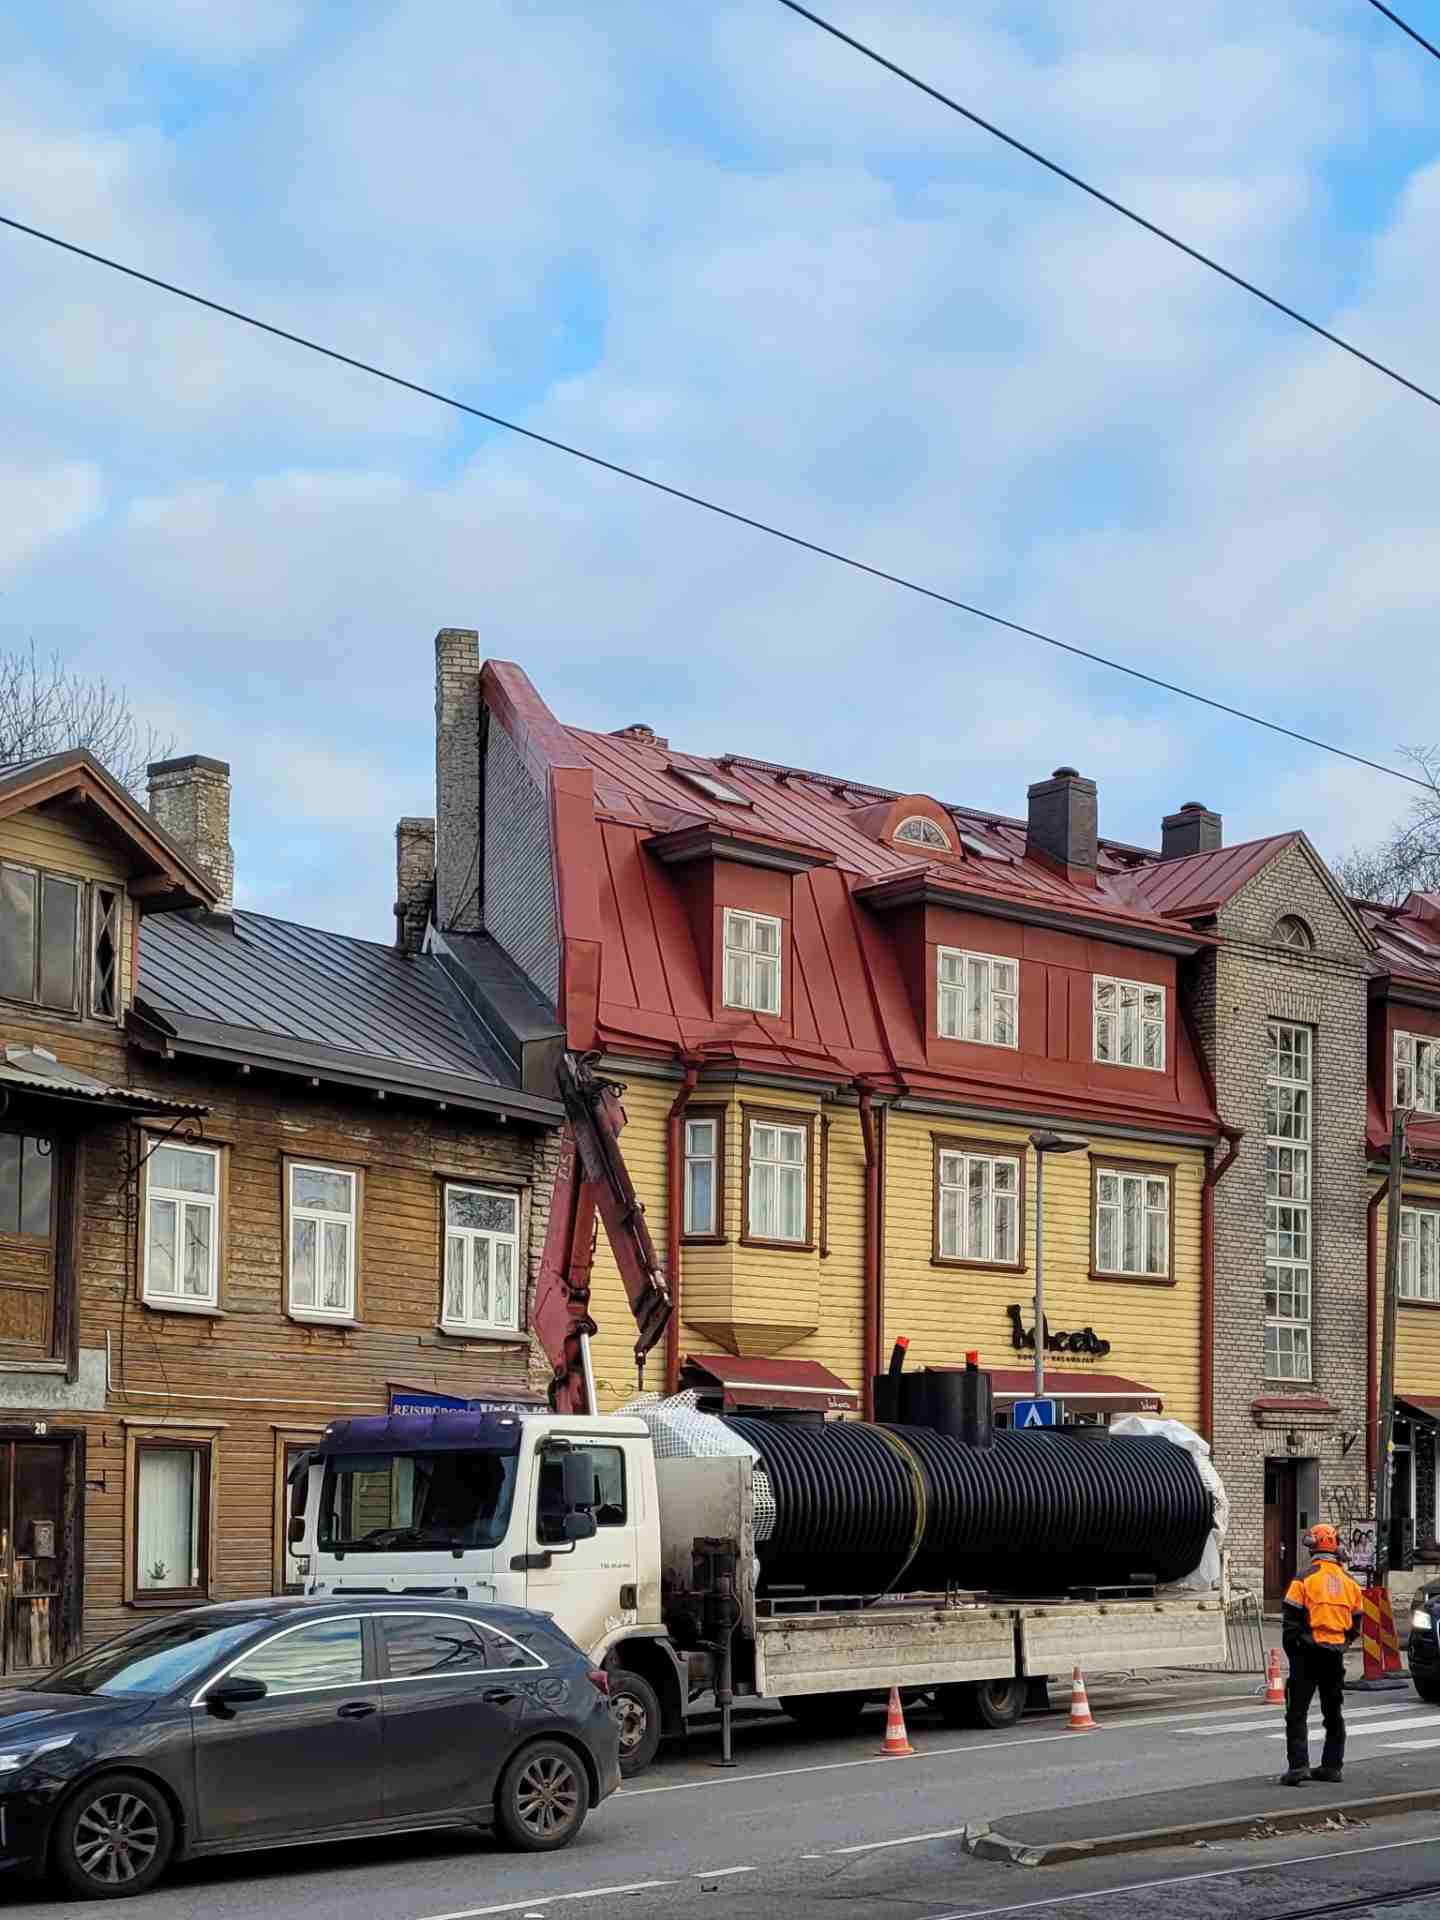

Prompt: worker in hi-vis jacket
[{"left": 1280, "top": 1523, "right": 1363, "bottom": 1786}]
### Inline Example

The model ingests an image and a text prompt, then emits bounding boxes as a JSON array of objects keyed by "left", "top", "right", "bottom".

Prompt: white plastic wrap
[{"left": 1110, "top": 1413, "right": 1228, "bottom": 1593}]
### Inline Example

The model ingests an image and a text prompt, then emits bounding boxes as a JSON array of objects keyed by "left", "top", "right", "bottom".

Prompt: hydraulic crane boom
[{"left": 532, "top": 1052, "right": 673, "bottom": 1413}]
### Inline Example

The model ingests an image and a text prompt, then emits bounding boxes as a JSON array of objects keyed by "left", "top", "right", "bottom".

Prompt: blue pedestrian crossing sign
[{"left": 1012, "top": 1397, "right": 1058, "bottom": 1429}]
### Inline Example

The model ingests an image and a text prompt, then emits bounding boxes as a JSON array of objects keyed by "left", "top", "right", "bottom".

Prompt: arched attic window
[
  {"left": 895, "top": 815, "right": 951, "bottom": 852},
  {"left": 1276, "top": 915, "right": 1315, "bottom": 951}
]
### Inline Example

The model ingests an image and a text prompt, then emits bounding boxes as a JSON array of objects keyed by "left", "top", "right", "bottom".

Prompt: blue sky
[{"left": 2, "top": 0, "right": 1439, "bottom": 936}]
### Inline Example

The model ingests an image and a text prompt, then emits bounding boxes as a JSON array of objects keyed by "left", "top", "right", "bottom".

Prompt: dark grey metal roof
[{"left": 136, "top": 910, "right": 561, "bottom": 1123}]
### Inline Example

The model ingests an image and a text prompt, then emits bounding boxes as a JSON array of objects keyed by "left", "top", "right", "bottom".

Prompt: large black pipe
[{"left": 726, "top": 1417, "right": 1211, "bottom": 1596}]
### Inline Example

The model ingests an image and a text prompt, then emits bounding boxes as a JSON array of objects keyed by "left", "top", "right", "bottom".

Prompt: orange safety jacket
[{"left": 1283, "top": 1557, "right": 1363, "bottom": 1647}]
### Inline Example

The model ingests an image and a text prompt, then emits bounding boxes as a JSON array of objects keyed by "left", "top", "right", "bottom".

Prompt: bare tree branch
[
  {"left": 1331, "top": 746, "right": 1440, "bottom": 905},
  {"left": 0, "top": 642, "right": 175, "bottom": 794}
]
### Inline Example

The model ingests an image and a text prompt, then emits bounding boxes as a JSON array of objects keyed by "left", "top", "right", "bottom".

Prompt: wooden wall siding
[
  {"left": 1374, "top": 1177, "right": 1440, "bottom": 1399},
  {"left": 0, "top": 802, "right": 137, "bottom": 1021}
]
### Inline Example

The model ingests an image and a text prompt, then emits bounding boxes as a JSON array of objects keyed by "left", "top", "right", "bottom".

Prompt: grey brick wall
[
  {"left": 1184, "top": 838, "right": 1372, "bottom": 1595},
  {"left": 483, "top": 716, "right": 559, "bottom": 1006}
]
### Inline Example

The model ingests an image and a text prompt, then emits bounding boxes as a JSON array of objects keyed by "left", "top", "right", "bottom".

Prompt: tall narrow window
[
  {"left": 135, "top": 1442, "right": 209, "bottom": 1598},
  {"left": 1265, "top": 1021, "right": 1313, "bottom": 1380},
  {"left": 0, "top": 862, "right": 81, "bottom": 1012},
  {"left": 288, "top": 1163, "right": 358, "bottom": 1319},
  {"left": 90, "top": 885, "right": 121, "bottom": 1019},
  {"left": 143, "top": 1143, "right": 221, "bottom": 1306},
  {"left": 937, "top": 949, "right": 1018, "bottom": 1047},
  {"left": 1093, "top": 976, "right": 1166, "bottom": 1070},
  {"left": 722, "top": 910, "right": 782, "bottom": 1015},
  {"left": 1395, "top": 1032, "right": 1440, "bottom": 1114},
  {"left": 1094, "top": 1167, "right": 1171, "bottom": 1278},
  {"left": 935, "top": 1144, "right": 1020, "bottom": 1266},
  {"left": 443, "top": 1185, "right": 520, "bottom": 1334},
  {"left": 0, "top": 1132, "right": 57, "bottom": 1356},
  {"left": 682, "top": 1112, "right": 724, "bottom": 1238},
  {"left": 745, "top": 1116, "right": 808, "bottom": 1245},
  {"left": 1400, "top": 1205, "right": 1440, "bottom": 1304}
]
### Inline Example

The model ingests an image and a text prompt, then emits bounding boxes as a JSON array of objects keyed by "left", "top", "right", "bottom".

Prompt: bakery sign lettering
[{"left": 1006, "top": 1304, "right": 1111, "bottom": 1360}]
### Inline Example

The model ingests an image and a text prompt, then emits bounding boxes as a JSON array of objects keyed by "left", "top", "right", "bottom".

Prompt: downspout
[
  {"left": 1201, "top": 1126, "right": 1244, "bottom": 1447},
  {"left": 1367, "top": 1173, "right": 1391, "bottom": 1492},
  {"left": 859, "top": 1085, "right": 880, "bottom": 1420},
  {"left": 665, "top": 1058, "right": 701, "bottom": 1393}
]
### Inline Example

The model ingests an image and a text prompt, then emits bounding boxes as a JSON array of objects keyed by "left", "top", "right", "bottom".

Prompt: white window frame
[
  {"left": 936, "top": 1147, "right": 1020, "bottom": 1266},
  {"left": 1092, "top": 975, "right": 1166, "bottom": 1071},
  {"left": 682, "top": 1115, "right": 720, "bottom": 1237},
  {"left": 1400, "top": 1203, "right": 1440, "bottom": 1304},
  {"left": 1395, "top": 1031, "right": 1440, "bottom": 1115},
  {"left": 1264, "top": 1021, "right": 1313, "bottom": 1382},
  {"left": 1093, "top": 1167, "right": 1171, "bottom": 1278},
  {"left": 895, "top": 815, "right": 950, "bottom": 851},
  {"left": 937, "top": 948, "right": 1018, "bottom": 1048},
  {"left": 442, "top": 1183, "right": 521, "bottom": 1335},
  {"left": 142, "top": 1141, "right": 221, "bottom": 1307},
  {"left": 287, "top": 1162, "right": 358, "bottom": 1321},
  {"left": 722, "top": 909, "right": 782, "bottom": 1016},
  {"left": 746, "top": 1118, "right": 808, "bottom": 1245}
]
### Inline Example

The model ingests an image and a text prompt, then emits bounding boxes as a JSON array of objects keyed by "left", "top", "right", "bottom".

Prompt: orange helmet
[{"left": 1305, "top": 1523, "right": 1339, "bottom": 1554}]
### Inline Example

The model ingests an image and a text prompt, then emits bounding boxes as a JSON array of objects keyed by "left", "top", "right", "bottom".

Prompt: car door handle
[
  {"left": 481, "top": 1687, "right": 519, "bottom": 1705},
  {"left": 337, "top": 1701, "right": 377, "bottom": 1720}
]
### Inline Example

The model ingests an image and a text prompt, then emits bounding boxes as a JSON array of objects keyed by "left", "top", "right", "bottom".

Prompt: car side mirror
[
  {"left": 561, "top": 1510, "right": 597, "bottom": 1543},
  {"left": 206, "top": 1675, "right": 268, "bottom": 1715}
]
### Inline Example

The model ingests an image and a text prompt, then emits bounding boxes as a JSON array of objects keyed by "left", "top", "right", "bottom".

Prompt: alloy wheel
[
  {"left": 71, "top": 1790, "right": 162, "bottom": 1887},
  {"left": 514, "top": 1752, "right": 581, "bottom": 1839}
]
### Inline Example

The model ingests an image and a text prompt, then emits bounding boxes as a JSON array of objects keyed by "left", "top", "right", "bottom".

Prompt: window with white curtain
[
  {"left": 746, "top": 1118, "right": 808, "bottom": 1243},
  {"left": 287, "top": 1163, "right": 358, "bottom": 1319},
  {"left": 1093, "top": 976, "right": 1166, "bottom": 1070},
  {"left": 937, "top": 948, "right": 1018, "bottom": 1047},
  {"left": 1094, "top": 1167, "right": 1171, "bottom": 1278},
  {"left": 442, "top": 1185, "right": 520, "bottom": 1334},
  {"left": 1395, "top": 1032, "right": 1440, "bottom": 1114},
  {"left": 722, "top": 910, "right": 782, "bottom": 1015},
  {"left": 1400, "top": 1205, "right": 1440, "bottom": 1304},
  {"left": 143, "top": 1143, "right": 220, "bottom": 1306},
  {"left": 136, "top": 1444, "right": 207, "bottom": 1596},
  {"left": 936, "top": 1147, "right": 1020, "bottom": 1265}
]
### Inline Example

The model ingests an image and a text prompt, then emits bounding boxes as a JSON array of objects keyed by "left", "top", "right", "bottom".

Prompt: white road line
[
  {"left": 692, "top": 1867, "right": 757, "bottom": 1878},
  {"left": 1267, "top": 1712, "right": 1440, "bottom": 1741},
  {"left": 923, "top": 1832, "right": 1440, "bottom": 1920},
  {"left": 414, "top": 1880, "right": 675, "bottom": 1920},
  {"left": 1187, "top": 1703, "right": 1431, "bottom": 1735},
  {"left": 828, "top": 1826, "right": 970, "bottom": 1856},
  {"left": 1386, "top": 1738, "right": 1440, "bottom": 1750}
]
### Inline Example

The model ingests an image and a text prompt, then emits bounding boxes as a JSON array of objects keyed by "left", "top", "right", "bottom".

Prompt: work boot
[
  {"left": 1310, "top": 1766, "right": 1343, "bottom": 1783},
  {"left": 1279, "top": 1769, "right": 1309, "bottom": 1787}
]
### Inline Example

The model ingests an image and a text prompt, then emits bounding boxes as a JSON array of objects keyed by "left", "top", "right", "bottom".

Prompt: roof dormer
[{"left": 847, "top": 794, "right": 958, "bottom": 858}]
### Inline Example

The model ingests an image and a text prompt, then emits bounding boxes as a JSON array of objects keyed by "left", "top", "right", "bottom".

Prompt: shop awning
[
  {"left": 1398, "top": 1394, "right": 1440, "bottom": 1426},
  {"left": 974, "top": 1367, "right": 1164, "bottom": 1416},
  {"left": 0, "top": 1045, "right": 205, "bottom": 1119},
  {"left": 679, "top": 1355, "right": 860, "bottom": 1414}
]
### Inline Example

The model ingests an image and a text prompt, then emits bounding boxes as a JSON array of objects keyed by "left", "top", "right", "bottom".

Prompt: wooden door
[
  {"left": 1, "top": 1439, "right": 71, "bottom": 1672},
  {"left": 1264, "top": 1462, "right": 1298, "bottom": 1613}
]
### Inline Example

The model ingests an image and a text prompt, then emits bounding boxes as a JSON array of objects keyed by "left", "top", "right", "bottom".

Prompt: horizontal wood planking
[
  {"left": 1374, "top": 1177, "right": 1440, "bottom": 1396},
  {"left": 0, "top": 802, "right": 136, "bottom": 1018}
]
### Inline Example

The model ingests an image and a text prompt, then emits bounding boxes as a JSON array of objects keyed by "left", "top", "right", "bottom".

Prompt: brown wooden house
[{"left": 0, "top": 748, "right": 560, "bottom": 1672}]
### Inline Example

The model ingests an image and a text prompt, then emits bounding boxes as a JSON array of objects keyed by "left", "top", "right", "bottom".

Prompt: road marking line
[
  {"left": 414, "top": 1880, "right": 675, "bottom": 1919},
  {"left": 692, "top": 1867, "right": 756, "bottom": 1878},
  {"left": 1267, "top": 1712, "right": 1440, "bottom": 1740},
  {"left": 828, "top": 1826, "right": 970, "bottom": 1855},
  {"left": 1386, "top": 1738, "right": 1440, "bottom": 1749},
  {"left": 922, "top": 1832, "right": 1440, "bottom": 1919},
  {"left": 1188, "top": 1703, "right": 1431, "bottom": 1735}
]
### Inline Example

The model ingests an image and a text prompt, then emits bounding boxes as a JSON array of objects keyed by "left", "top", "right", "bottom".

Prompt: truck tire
[
  {"left": 932, "top": 1678, "right": 1028, "bottom": 1731},
  {"left": 781, "top": 1692, "right": 869, "bottom": 1734},
  {"left": 610, "top": 1668, "right": 662, "bottom": 1776}
]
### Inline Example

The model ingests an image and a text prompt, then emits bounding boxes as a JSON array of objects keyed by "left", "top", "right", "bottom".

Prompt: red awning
[
  {"left": 969, "top": 1367, "right": 1164, "bottom": 1415},
  {"left": 680, "top": 1354, "right": 859, "bottom": 1414}
]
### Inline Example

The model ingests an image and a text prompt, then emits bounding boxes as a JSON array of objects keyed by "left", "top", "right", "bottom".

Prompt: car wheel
[
  {"left": 609, "top": 1668, "right": 662, "bottom": 1777},
  {"left": 495, "top": 1740, "right": 591, "bottom": 1852},
  {"left": 51, "top": 1771, "right": 175, "bottom": 1899},
  {"left": 1413, "top": 1673, "right": 1440, "bottom": 1704}
]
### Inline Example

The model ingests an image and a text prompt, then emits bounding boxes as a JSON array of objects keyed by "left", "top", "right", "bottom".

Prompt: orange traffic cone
[
  {"left": 879, "top": 1685, "right": 914, "bottom": 1756},
  {"left": 1067, "top": 1666, "right": 1098, "bottom": 1732},
  {"left": 1265, "top": 1647, "right": 1286, "bottom": 1707}
]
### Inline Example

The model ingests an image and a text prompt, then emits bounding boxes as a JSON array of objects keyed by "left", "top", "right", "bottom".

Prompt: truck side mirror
[
  {"left": 288, "top": 1515, "right": 306, "bottom": 1547},
  {"left": 561, "top": 1510, "right": 597, "bottom": 1543},
  {"left": 561, "top": 1453, "right": 597, "bottom": 1512}
]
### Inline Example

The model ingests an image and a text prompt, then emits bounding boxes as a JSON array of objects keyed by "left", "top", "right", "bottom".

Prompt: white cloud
[{"left": 0, "top": 458, "right": 104, "bottom": 583}]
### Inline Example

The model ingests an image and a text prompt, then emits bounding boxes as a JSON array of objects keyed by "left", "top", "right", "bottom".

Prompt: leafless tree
[
  {"left": 0, "top": 643, "right": 174, "bottom": 795},
  {"left": 1331, "top": 746, "right": 1440, "bottom": 906}
]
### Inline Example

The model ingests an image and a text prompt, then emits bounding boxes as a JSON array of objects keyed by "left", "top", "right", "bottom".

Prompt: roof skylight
[{"left": 671, "top": 767, "right": 750, "bottom": 807}]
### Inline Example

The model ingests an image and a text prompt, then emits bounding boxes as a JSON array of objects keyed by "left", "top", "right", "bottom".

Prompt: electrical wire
[
  {"left": 774, "top": 0, "right": 1440, "bottom": 416},
  {"left": 0, "top": 207, "right": 1431, "bottom": 794},
  {"left": 1366, "top": 0, "right": 1440, "bottom": 61}
]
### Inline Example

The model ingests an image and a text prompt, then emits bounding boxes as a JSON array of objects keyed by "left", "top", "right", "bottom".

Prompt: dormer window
[
  {"left": 0, "top": 862, "right": 82, "bottom": 1014},
  {"left": 1396, "top": 1031, "right": 1440, "bottom": 1114},
  {"left": 895, "top": 816, "right": 950, "bottom": 852},
  {"left": 1094, "top": 975, "right": 1165, "bottom": 1071},
  {"left": 722, "top": 909, "right": 781, "bottom": 1014},
  {"left": 938, "top": 948, "right": 1018, "bottom": 1047}
]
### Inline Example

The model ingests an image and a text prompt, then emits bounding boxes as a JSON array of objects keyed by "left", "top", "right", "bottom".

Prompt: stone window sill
[{"left": 288, "top": 1313, "right": 364, "bottom": 1331}]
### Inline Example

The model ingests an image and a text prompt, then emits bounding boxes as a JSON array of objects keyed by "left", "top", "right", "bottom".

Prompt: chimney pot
[
  {"left": 1026, "top": 766, "right": 1098, "bottom": 886},
  {"left": 395, "top": 817, "right": 436, "bottom": 954},
  {"left": 147, "top": 754, "right": 234, "bottom": 912},
  {"left": 1161, "top": 802, "right": 1223, "bottom": 861}
]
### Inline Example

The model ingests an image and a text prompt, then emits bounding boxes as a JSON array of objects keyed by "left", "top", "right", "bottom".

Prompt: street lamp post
[{"left": 1028, "top": 1131, "right": 1090, "bottom": 1404}]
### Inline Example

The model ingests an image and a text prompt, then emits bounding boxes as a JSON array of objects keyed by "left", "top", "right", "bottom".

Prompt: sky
[{"left": 2, "top": 0, "right": 1439, "bottom": 937}]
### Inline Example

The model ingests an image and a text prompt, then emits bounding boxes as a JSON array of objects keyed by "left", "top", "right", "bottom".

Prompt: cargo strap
[{"left": 868, "top": 1425, "right": 929, "bottom": 1601}]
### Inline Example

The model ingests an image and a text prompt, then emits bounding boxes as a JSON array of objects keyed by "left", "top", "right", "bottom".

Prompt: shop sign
[{"left": 1006, "top": 1304, "right": 1111, "bottom": 1360}]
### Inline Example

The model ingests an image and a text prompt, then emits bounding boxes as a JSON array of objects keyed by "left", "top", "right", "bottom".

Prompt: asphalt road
[{"left": 12, "top": 1677, "right": 1440, "bottom": 1920}]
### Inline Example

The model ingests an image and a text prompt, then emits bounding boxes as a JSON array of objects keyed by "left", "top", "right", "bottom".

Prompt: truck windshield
[{"left": 317, "top": 1448, "right": 517, "bottom": 1552}]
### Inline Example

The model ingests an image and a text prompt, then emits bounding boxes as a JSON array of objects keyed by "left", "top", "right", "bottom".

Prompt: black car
[
  {"left": 0, "top": 1595, "right": 621, "bottom": 1899},
  {"left": 1407, "top": 1578, "right": 1440, "bottom": 1702}
]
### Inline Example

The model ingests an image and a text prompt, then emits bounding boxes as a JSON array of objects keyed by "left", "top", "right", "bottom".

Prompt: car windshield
[
  {"left": 318, "top": 1448, "right": 518, "bottom": 1552},
  {"left": 36, "top": 1616, "right": 265, "bottom": 1698}
]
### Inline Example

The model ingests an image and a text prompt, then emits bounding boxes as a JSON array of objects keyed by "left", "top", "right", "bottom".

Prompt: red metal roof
[
  {"left": 1356, "top": 897, "right": 1440, "bottom": 990},
  {"left": 680, "top": 1354, "right": 859, "bottom": 1412},
  {"left": 1128, "top": 834, "right": 1301, "bottom": 920},
  {"left": 971, "top": 1367, "right": 1163, "bottom": 1409}
]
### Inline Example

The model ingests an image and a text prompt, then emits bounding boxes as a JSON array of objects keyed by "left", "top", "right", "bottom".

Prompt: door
[
  {"left": 376, "top": 1611, "right": 537, "bottom": 1818},
  {"left": 0, "top": 1437, "right": 74, "bottom": 1675},
  {"left": 191, "top": 1614, "right": 383, "bottom": 1844},
  {"left": 526, "top": 1442, "right": 639, "bottom": 1653},
  {"left": 1264, "top": 1462, "right": 1299, "bottom": 1613}
]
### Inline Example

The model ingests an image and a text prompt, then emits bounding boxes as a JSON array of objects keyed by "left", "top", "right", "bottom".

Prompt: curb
[{"left": 962, "top": 1785, "right": 1440, "bottom": 1867}]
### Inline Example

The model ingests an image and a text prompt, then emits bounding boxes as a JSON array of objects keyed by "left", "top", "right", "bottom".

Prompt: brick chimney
[
  {"left": 434, "top": 628, "right": 482, "bottom": 932},
  {"left": 147, "top": 754, "right": 234, "bottom": 912},
  {"left": 394, "top": 817, "right": 436, "bottom": 954},
  {"left": 1026, "top": 766, "right": 1097, "bottom": 886},
  {"left": 1161, "top": 801, "right": 1223, "bottom": 861}
]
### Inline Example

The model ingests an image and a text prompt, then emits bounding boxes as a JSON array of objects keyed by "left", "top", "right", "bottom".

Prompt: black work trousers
[{"left": 1285, "top": 1641, "right": 1347, "bottom": 1772}]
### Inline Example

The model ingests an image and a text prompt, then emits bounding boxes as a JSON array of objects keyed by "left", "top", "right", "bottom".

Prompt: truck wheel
[
  {"left": 610, "top": 1669, "right": 662, "bottom": 1776},
  {"left": 781, "top": 1692, "right": 868, "bottom": 1734},
  {"left": 932, "top": 1679, "right": 1027, "bottom": 1730}
]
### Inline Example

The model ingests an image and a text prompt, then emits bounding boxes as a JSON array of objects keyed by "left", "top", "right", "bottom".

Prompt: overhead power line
[
  {"left": 0, "top": 207, "right": 1429, "bottom": 796},
  {"left": 1365, "top": 0, "right": 1440, "bottom": 63},
  {"left": 774, "top": 0, "right": 1440, "bottom": 416}
]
